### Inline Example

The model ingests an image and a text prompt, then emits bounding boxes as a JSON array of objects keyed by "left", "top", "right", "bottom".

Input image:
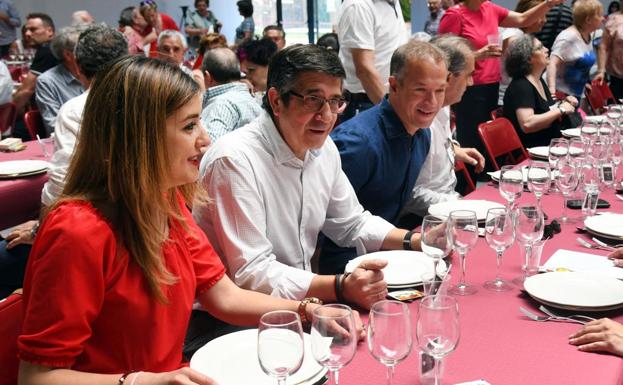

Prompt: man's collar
[
  {"left": 380, "top": 97, "right": 413, "bottom": 139},
  {"left": 260, "top": 111, "right": 319, "bottom": 166}
]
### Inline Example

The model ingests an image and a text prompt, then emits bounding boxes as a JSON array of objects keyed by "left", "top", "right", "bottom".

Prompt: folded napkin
[{"left": 542, "top": 249, "right": 623, "bottom": 279}]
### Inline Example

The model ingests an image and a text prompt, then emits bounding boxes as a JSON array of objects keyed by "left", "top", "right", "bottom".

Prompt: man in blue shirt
[{"left": 319, "top": 40, "right": 448, "bottom": 274}]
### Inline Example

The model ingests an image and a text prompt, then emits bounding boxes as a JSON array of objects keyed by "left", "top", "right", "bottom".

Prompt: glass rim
[
  {"left": 259, "top": 310, "right": 301, "bottom": 327},
  {"left": 419, "top": 294, "right": 457, "bottom": 310},
  {"left": 370, "top": 300, "right": 409, "bottom": 316},
  {"left": 311, "top": 303, "right": 353, "bottom": 320},
  {"left": 448, "top": 209, "right": 477, "bottom": 218}
]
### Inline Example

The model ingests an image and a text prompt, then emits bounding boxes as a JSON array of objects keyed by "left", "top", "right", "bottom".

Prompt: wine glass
[
  {"left": 581, "top": 123, "right": 598, "bottom": 144},
  {"left": 611, "top": 138, "right": 622, "bottom": 182},
  {"left": 311, "top": 304, "right": 357, "bottom": 385},
  {"left": 258, "top": 310, "right": 305, "bottom": 385},
  {"left": 421, "top": 215, "right": 450, "bottom": 278},
  {"left": 416, "top": 295, "right": 460, "bottom": 385},
  {"left": 513, "top": 204, "right": 545, "bottom": 285},
  {"left": 556, "top": 160, "right": 579, "bottom": 223},
  {"left": 447, "top": 210, "right": 479, "bottom": 296},
  {"left": 568, "top": 137, "right": 587, "bottom": 167},
  {"left": 499, "top": 165, "right": 523, "bottom": 210},
  {"left": 527, "top": 161, "right": 551, "bottom": 207},
  {"left": 484, "top": 208, "right": 515, "bottom": 292},
  {"left": 548, "top": 138, "right": 569, "bottom": 170},
  {"left": 367, "top": 300, "right": 412, "bottom": 385}
]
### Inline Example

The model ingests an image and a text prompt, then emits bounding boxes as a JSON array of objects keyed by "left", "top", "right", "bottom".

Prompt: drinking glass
[
  {"left": 548, "top": 138, "right": 569, "bottom": 171},
  {"left": 484, "top": 208, "right": 515, "bottom": 292},
  {"left": 367, "top": 300, "right": 412, "bottom": 385},
  {"left": 499, "top": 165, "right": 523, "bottom": 209},
  {"left": 555, "top": 160, "right": 579, "bottom": 223},
  {"left": 258, "top": 310, "right": 305, "bottom": 385},
  {"left": 311, "top": 304, "right": 357, "bottom": 385},
  {"left": 581, "top": 123, "right": 598, "bottom": 144},
  {"left": 447, "top": 210, "right": 479, "bottom": 296},
  {"left": 568, "top": 137, "right": 587, "bottom": 167},
  {"left": 611, "top": 138, "right": 622, "bottom": 182},
  {"left": 421, "top": 215, "right": 450, "bottom": 278},
  {"left": 513, "top": 204, "right": 545, "bottom": 285},
  {"left": 416, "top": 295, "right": 460, "bottom": 385},
  {"left": 527, "top": 161, "right": 551, "bottom": 207},
  {"left": 607, "top": 105, "right": 622, "bottom": 126}
]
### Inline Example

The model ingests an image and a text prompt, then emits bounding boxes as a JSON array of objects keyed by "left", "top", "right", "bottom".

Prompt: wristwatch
[
  {"left": 30, "top": 221, "right": 40, "bottom": 240},
  {"left": 403, "top": 230, "right": 416, "bottom": 250},
  {"left": 557, "top": 104, "right": 566, "bottom": 116}
]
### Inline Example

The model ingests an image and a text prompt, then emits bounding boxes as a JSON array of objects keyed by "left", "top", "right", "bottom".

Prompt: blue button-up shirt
[
  {"left": 319, "top": 97, "right": 431, "bottom": 273},
  {"left": 0, "top": 0, "right": 20, "bottom": 46}
]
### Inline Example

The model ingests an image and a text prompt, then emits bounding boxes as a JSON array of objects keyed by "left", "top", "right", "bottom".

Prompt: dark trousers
[
  {"left": 609, "top": 75, "right": 623, "bottom": 101},
  {"left": 0, "top": 241, "right": 31, "bottom": 298},
  {"left": 0, "top": 44, "right": 10, "bottom": 58},
  {"left": 340, "top": 93, "right": 375, "bottom": 123},
  {"left": 454, "top": 83, "right": 499, "bottom": 180}
]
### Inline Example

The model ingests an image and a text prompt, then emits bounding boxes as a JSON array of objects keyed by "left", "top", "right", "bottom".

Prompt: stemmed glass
[
  {"left": 311, "top": 304, "right": 357, "bottom": 385},
  {"left": 568, "top": 137, "right": 587, "bottom": 167},
  {"left": 499, "top": 165, "right": 523, "bottom": 210},
  {"left": 513, "top": 204, "right": 545, "bottom": 285},
  {"left": 581, "top": 123, "right": 598, "bottom": 144},
  {"left": 447, "top": 210, "right": 479, "bottom": 296},
  {"left": 258, "top": 310, "right": 305, "bottom": 385},
  {"left": 556, "top": 160, "right": 579, "bottom": 223},
  {"left": 548, "top": 138, "right": 568, "bottom": 192},
  {"left": 421, "top": 215, "right": 451, "bottom": 278},
  {"left": 367, "top": 300, "right": 412, "bottom": 385},
  {"left": 416, "top": 295, "right": 460, "bottom": 385},
  {"left": 484, "top": 208, "right": 515, "bottom": 292},
  {"left": 527, "top": 161, "right": 551, "bottom": 207},
  {"left": 611, "top": 138, "right": 623, "bottom": 182}
]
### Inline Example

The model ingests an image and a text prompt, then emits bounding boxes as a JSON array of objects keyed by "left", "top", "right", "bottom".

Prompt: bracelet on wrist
[
  {"left": 118, "top": 372, "right": 133, "bottom": 385},
  {"left": 297, "top": 297, "right": 323, "bottom": 325},
  {"left": 403, "top": 230, "right": 416, "bottom": 250},
  {"left": 335, "top": 272, "right": 350, "bottom": 304}
]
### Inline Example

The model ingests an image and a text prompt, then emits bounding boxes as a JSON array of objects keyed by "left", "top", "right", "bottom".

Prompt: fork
[
  {"left": 591, "top": 237, "right": 623, "bottom": 250},
  {"left": 538, "top": 305, "right": 596, "bottom": 323},
  {"left": 577, "top": 237, "right": 612, "bottom": 252},
  {"left": 519, "top": 307, "right": 588, "bottom": 325}
]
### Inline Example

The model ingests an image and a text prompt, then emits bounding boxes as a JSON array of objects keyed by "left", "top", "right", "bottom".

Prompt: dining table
[
  {"left": 0, "top": 140, "right": 53, "bottom": 230},
  {"left": 340, "top": 164, "right": 623, "bottom": 385}
]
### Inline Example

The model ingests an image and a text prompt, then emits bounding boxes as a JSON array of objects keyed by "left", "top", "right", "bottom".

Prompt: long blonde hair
[{"left": 59, "top": 55, "right": 201, "bottom": 302}]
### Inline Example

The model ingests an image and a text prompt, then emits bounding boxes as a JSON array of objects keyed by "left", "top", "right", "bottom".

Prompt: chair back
[
  {"left": 477, "top": 117, "right": 529, "bottom": 170},
  {"left": 490, "top": 107, "right": 503, "bottom": 121},
  {"left": 454, "top": 160, "right": 475, "bottom": 195},
  {"left": 0, "top": 293, "right": 23, "bottom": 385},
  {"left": 24, "top": 109, "right": 47, "bottom": 140},
  {"left": 0, "top": 102, "right": 16, "bottom": 137},
  {"left": 585, "top": 80, "right": 615, "bottom": 114}
]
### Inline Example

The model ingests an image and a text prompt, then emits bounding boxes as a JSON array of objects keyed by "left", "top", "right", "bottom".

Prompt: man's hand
[
  {"left": 342, "top": 259, "right": 388, "bottom": 310},
  {"left": 608, "top": 248, "right": 623, "bottom": 267},
  {"left": 569, "top": 318, "right": 623, "bottom": 357},
  {"left": 455, "top": 146, "right": 485, "bottom": 173},
  {"left": 5, "top": 220, "right": 38, "bottom": 249}
]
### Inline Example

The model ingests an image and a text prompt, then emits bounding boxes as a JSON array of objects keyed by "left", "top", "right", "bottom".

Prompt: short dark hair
[
  {"left": 195, "top": 0, "right": 209, "bottom": 7},
  {"left": 75, "top": 24, "right": 129, "bottom": 80},
  {"left": 390, "top": 40, "right": 446, "bottom": 83},
  {"left": 430, "top": 34, "right": 473, "bottom": 75},
  {"left": 119, "top": 6, "right": 135, "bottom": 27},
  {"left": 505, "top": 34, "right": 535, "bottom": 79},
  {"left": 263, "top": 44, "right": 345, "bottom": 113},
  {"left": 202, "top": 48, "right": 241, "bottom": 83},
  {"left": 263, "top": 24, "right": 285, "bottom": 39},
  {"left": 237, "top": 0, "right": 254, "bottom": 17},
  {"left": 27, "top": 13, "right": 55, "bottom": 32},
  {"left": 239, "top": 37, "right": 277, "bottom": 66},
  {"left": 316, "top": 33, "right": 339, "bottom": 53}
]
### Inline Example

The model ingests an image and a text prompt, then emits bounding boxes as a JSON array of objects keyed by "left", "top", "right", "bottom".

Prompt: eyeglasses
[
  {"left": 288, "top": 91, "right": 348, "bottom": 114},
  {"left": 533, "top": 43, "right": 545, "bottom": 52}
]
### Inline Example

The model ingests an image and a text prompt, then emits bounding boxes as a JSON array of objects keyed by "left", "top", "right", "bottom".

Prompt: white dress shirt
[
  {"left": 400, "top": 106, "right": 460, "bottom": 217},
  {"left": 41, "top": 91, "right": 88, "bottom": 207},
  {"left": 193, "top": 111, "right": 394, "bottom": 300}
]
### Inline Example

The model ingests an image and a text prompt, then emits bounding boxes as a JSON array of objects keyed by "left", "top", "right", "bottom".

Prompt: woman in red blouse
[
  {"left": 140, "top": 0, "right": 180, "bottom": 57},
  {"left": 17, "top": 56, "right": 350, "bottom": 385}
]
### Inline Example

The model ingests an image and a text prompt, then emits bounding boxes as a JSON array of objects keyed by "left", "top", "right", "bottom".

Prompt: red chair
[
  {"left": 490, "top": 107, "right": 503, "bottom": 121},
  {"left": 477, "top": 117, "right": 529, "bottom": 170},
  {"left": 585, "top": 79, "right": 615, "bottom": 114},
  {"left": 24, "top": 109, "right": 47, "bottom": 140},
  {"left": 9, "top": 66, "right": 21, "bottom": 82},
  {"left": 0, "top": 102, "right": 16, "bottom": 137},
  {"left": 454, "top": 160, "right": 475, "bottom": 195},
  {"left": 0, "top": 293, "right": 23, "bottom": 385}
]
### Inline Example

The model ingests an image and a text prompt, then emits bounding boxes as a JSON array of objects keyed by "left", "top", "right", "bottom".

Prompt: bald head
[{"left": 202, "top": 47, "right": 241, "bottom": 86}]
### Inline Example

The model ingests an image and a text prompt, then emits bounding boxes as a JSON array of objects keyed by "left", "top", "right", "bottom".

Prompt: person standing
[
  {"left": 185, "top": 0, "right": 221, "bottom": 54},
  {"left": 337, "top": 0, "right": 408, "bottom": 121},
  {"left": 0, "top": 0, "right": 20, "bottom": 57},
  {"left": 534, "top": 2, "right": 574, "bottom": 51},
  {"left": 424, "top": 0, "right": 445, "bottom": 36},
  {"left": 235, "top": 0, "right": 255, "bottom": 45}
]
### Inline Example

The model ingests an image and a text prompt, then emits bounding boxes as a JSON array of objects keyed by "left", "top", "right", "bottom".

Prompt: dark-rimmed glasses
[{"left": 288, "top": 91, "right": 348, "bottom": 114}]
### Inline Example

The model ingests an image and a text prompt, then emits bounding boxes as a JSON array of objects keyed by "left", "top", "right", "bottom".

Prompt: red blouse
[{"left": 18, "top": 197, "right": 226, "bottom": 373}]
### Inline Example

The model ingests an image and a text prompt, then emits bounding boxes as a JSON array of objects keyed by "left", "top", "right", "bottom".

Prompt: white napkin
[{"left": 542, "top": 249, "right": 623, "bottom": 279}]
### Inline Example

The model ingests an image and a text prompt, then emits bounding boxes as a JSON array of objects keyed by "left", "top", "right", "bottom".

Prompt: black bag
[{"left": 561, "top": 111, "right": 583, "bottom": 129}]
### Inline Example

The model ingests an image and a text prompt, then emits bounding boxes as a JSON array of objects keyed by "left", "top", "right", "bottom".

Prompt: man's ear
[
  {"left": 203, "top": 70, "right": 213, "bottom": 86},
  {"left": 267, "top": 87, "right": 281, "bottom": 117},
  {"left": 388, "top": 76, "right": 398, "bottom": 93}
]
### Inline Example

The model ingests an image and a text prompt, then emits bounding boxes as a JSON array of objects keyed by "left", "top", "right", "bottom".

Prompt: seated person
[
  {"left": 319, "top": 41, "right": 448, "bottom": 274},
  {"left": 194, "top": 44, "right": 423, "bottom": 310},
  {"left": 157, "top": 29, "right": 192, "bottom": 75},
  {"left": 570, "top": 318, "right": 623, "bottom": 357},
  {"left": 503, "top": 34, "right": 577, "bottom": 148},
  {"left": 237, "top": 37, "right": 277, "bottom": 94},
  {"left": 18, "top": 55, "right": 362, "bottom": 385}
]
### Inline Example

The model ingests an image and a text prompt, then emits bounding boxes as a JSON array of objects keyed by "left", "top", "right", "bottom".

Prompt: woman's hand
[
  {"left": 559, "top": 101, "right": 575, "bottom": 115},
  {"left": 454, "top": 147, "right": 485, "bottom": 173},
  {"left": 563, "top": 95, "right": 578, "bottom": 107},
  {"left": 5, "top": 220, "right": 38, "bottom": 249},
  {"left": 594, "top": 71, "right": 606, "bottom": 85},
  {"left": 475, "top": 44, "right": 502, "bottom": 59},
  {"left": 342, "top": 259, "right": 388, "bottom": 310},
  {"left": 132, "top": 368, "right": 218, "bottom": 385},
  {"left": 569, "top": 318, "right": 623, "bottom": 357}
]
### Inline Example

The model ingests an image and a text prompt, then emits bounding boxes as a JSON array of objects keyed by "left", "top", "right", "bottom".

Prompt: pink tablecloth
[
  {"left": 0, "top": 141, "right": 53, "bottom": 229},
  {"left": 343, "top": 175, "right": 623, "bottom": 384}
]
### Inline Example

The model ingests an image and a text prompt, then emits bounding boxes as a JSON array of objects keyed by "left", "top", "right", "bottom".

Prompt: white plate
[
  {"left": 0, "top": 160, "right": 49, "bottom": 177},
  {"left": 584, "top": 213, "right": 623, "bottom": 240},
  {"left": 527, "top": 146, "right": 550, "bottom": 159},
  {"left": 428, "top": 199, "right": 504, "bottom": 221},
  {"left": 524, "top": 272, "right": 623, "bottom": 311},
  {"left": 344, "top": 250, "right": 447, "bottom": 286},
  {"left": 561, "top": 128, "right": 581, "bottom": 138},
  {"left": 584, "top": 115, "right": 608, "bottom": 124},
  {"left": 190, "top": 329, "right": 326, "bottom": 385}
]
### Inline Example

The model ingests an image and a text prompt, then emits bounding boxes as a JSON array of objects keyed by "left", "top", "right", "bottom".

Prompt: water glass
[
  {"left": 555, "top": 160, "right": 579, "bottom": 223},
  {"left": 581, "top": 123, "right": 598, "bottom": 144},
  {"left": 421, "top": 215, "right": 450, "bottom": 277},
  {"left": 258, "top": 310, "right": 305, "bottom": 385},
  {"left": 421, "top": 272, "right": 451, "bottom": 297},
  {"left": 311, "top": 304, "right": 357, "bottom": 385},
  {"left": 367, "top": 300, "right": 412, "bottom": 385},
  {"left": 447, "top": 210, "right": 479, "bottom": 296},
  {"left": 416, "top": 295, "right": 460, "bottom": 385},
  {"left": 499, "top": 165, "right": 523, "bottom": 209},
  {"left": 513, "top": 204, "right": 544, "bottom": 285},
  {"left": 581, "top": 184, "right": 600, "bottom": 217},
  {"left": 527, "top": 161, "right": 551, "bottom": 206},
  {"left": 524, "top": 239, "right": 547, "bottom": 278},
  {"left": 484, "top": 208, "right": 515, "bottom": 292},
  {"left": 548, "top": 138, "right": 569, "bottom": 171},
  {"left": 568, "top": 137, "right": 588, "bottom": 167}
]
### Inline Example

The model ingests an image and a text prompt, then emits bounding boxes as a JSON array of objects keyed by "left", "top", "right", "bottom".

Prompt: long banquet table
[
  {"left": 0, "top": 140, "right": 53, "bottom": 230},
  {"left": 342, "top": 170, "right": 623, "bottom": 385}
]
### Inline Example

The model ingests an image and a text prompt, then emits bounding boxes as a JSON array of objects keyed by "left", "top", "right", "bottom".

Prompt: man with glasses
[
  {"left": 319, "top": 40, "right": 448, "bottom": 274},
  {"left": 194, "top": 44, "right": 423, "bottom": 310}
]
